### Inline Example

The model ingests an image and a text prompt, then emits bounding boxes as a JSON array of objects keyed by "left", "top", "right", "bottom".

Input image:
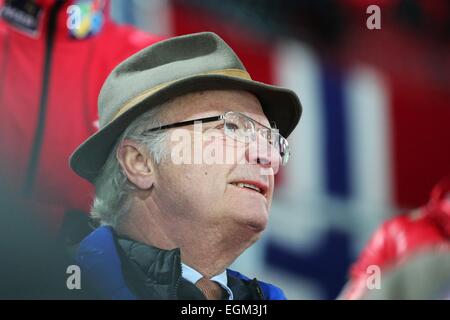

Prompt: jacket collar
[
  {"left": 116, "top": 233, "right": 269, "bottom": 300},
  {"left": 116, "top": 235, "right": 183, "bottom": 300},
  {"left": 77, "top": 225, "right": 268, "bottom": 300}
]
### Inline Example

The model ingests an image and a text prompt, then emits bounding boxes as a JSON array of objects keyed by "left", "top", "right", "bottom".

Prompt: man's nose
[{"left": 245, "top": 135, "right": 280, "bottom": 172}]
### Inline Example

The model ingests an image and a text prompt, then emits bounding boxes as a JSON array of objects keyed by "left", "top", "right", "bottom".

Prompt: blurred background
[{"left": 1, "top": 0, "right": 450, "bottom": 299}]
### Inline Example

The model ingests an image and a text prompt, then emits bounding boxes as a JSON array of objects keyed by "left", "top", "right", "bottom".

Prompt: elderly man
[{"left": 71, "top": 32, "right": 302, "bottom": 300}]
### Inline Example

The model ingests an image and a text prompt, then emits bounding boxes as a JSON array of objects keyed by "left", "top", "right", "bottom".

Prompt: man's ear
[{"left": 116, "top": 139, "right": 155, "bottom": 190}]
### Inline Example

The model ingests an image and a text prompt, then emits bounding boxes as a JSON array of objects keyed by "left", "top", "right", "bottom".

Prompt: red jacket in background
[
  {"left": 0, "top": 0, "right": 163, "bottom": 229},
  {"left": 342, "top": 177, "right": 450, "bottom": 299}
]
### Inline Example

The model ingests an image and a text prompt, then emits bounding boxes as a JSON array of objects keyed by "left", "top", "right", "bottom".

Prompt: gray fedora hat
[{"left": 70, "top": 32, "right": 302, "bottom": 182}]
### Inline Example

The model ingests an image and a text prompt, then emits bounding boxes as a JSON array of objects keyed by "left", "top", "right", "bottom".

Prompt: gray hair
[{"left": 91, "top": 104, "right": 168, "bottom": 228}]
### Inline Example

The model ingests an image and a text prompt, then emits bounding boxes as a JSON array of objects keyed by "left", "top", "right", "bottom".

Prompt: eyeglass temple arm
[{"left": 143, "top": 115, "right": 224, "bottom": 133}]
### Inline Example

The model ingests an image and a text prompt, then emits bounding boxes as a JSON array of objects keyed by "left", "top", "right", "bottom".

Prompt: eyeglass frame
[{"left": 142, "top": 111, "right": 290, "bottom": 165}]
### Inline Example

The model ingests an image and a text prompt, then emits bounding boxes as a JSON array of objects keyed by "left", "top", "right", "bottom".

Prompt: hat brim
[{"left": 70, "top": 74, "right": 302, "bottom": 182}]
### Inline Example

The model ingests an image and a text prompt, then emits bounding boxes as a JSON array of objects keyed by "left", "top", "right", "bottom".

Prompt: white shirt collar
[{"left": 181, "top": 263, "right": 234, "bottom": 300}]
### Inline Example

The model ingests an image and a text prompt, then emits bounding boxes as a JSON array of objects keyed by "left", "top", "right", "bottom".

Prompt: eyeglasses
[{"left": 143, "top": 111, "right": 290, "bottom": 165}]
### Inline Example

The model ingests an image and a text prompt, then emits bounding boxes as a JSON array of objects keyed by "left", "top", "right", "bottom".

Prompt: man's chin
[
  {"left": 224, "top": 204, "right": 269, "bottom": 238},
  {"left": 236, "top": 212, "right": 268, "bottom": 235},
  {"left": 244, "top": 219, "right": 267, "bottom": 234}
]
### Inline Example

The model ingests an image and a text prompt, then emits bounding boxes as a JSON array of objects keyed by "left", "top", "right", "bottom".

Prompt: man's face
[{"left": 150, "top": 90, "right": 280, "bottom": 243}]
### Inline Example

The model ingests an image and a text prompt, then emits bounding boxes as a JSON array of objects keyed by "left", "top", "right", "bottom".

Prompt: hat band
[{"left": 109, "top": 68, "right": 252, "bottom": 124}]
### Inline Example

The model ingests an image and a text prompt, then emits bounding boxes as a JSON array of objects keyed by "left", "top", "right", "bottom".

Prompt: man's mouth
[{"left": 229, "top": 181, "right": 268, "bottom": 197}]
